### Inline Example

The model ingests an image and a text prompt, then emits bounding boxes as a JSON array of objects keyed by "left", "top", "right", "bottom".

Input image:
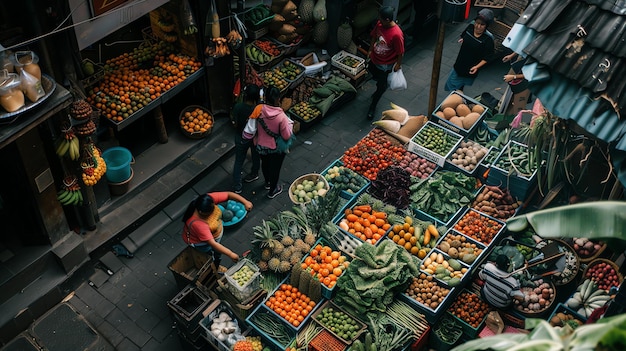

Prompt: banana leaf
[{"left": 506, "top": 201, "right": 626, "bottom": 252}]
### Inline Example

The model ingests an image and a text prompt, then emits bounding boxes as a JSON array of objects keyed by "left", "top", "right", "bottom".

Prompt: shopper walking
[
  {"left": 231, "top": 84, "right": 261, "bottom": 193},
  {"left": 181, "top": 191, "right": 253, "bottom": 270},
  {"left": 478, "top": 254, "right": 525, "bottom": 309},
  {"left": 502, "top": 51, "right": 530, "bottom": 116},
  {"left": 366, "top": 6, "right": 405, "bottom": 120},
  {"left": 444, "top": 8, "right": 496, "bottom": 93},
  {"left": 242, "top": 86, "right": 294, "bottom": 199}
]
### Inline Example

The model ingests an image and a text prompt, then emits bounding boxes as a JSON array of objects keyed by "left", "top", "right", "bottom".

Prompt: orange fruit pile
[
  {"left": 301, "top": 244, "right": 349, "bottom": 289},
  {"left": 180, "top": 107, "right": 213, "bottom": 134},
  {"left": 264, "top": 283, "right": 316, "bottom": 328}
]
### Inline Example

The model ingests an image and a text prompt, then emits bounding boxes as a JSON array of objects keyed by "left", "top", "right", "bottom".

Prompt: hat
[
  {"left": 379, "top": 6, "right": 395, "bottom": 21},
  {"left": 476, "top": 8, "right": 494, "bottom": 26}
]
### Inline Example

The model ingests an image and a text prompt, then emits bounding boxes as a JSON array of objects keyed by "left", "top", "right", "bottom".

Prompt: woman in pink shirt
[
  {"left": 181, "top": 191, "right": 252, "bottom": 269},
  {"left": 367, "top": 6, "right": 405, "bottom": 120},
  {"left": 242, "top": 87, "right": 294, "bottom": 199}
]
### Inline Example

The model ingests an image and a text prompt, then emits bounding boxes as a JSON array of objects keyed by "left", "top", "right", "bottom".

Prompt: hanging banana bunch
[
  {"left": 57, "top": 175, "right": 83, "bottom": 206},
  {"left": 55, "top": 123, "right": 80, "bottom": 161},
  {"left": 81, "top": 142, "right": 107, "bottom": 186}
]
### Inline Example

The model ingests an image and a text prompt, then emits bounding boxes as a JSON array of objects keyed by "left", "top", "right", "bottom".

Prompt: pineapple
[
  {"left": 281, "top": 235, "right": 295, "bottom": 247},
  {"left": 289, "top": 252, "right": 303, "bottom": 266},
  {"left": 272, "top": 241, "right": 285, "bottom": 256},
  {"left": 258, "top": 260, "right": 269, "bottom": 272},
  {"left": 268, "top": 257, "right": 281, "bottom": 272},
  {"left": 278, "top": 261, "right": 292, "bottom": 273},
  {"left": 280, "top": 246, "right": 294, "bottom": 261},
  {"left": 261, "top": 248, "right": 272, "bottom": 261},
  {"left": 251, "top": 219, "right": 278, "bottom": 249},
  {"left": 304, "top": 232, "right": 316, "bottom": 246}
]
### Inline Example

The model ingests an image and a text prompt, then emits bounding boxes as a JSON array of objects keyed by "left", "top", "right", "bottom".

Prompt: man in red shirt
[{"left": 367, "top": 6, "right": 405, "bottom": 120}]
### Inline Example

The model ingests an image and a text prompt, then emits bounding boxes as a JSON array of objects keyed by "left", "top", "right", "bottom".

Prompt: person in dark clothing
[
  {"left": 502, "top": 51, "right": 530, "bottom": 116},
  {"left": 444, "top": 8, "right": 496, "bottom": 92},
  {"left": 231, "top": 84, "right": 261, "bottom": 193},
  {"left": 366, "top": 6, "right": 405, "bottom": 120}
]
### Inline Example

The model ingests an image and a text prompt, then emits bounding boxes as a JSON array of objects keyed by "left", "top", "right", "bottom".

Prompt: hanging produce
[
  {"left": 56, "top": 175, "right": 83, "bottom": 206},
  {"left": 179, "top": 0, "right": 198, "bottom": 35},
  {"left": 55, "top": 123, "right": 80, "bottom": 161},
  {"left": 210, "top": 0, "right": 220, "bottom": 38},
  {"left": 312, "top": 0, "right": 327, "bottom": 22},
  {"left": 81, "top": 142, "right": 106, "bottom": 186}
]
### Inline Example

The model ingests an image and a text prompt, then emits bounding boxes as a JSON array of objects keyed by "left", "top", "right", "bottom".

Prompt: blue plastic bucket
[{"left": 102, "top": 147, "right": 133, "bottom": 183}]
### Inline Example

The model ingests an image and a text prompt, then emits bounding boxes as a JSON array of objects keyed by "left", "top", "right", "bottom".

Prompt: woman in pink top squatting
[{"left": 367, "top": 6, "right": 405, "bottom": 120}]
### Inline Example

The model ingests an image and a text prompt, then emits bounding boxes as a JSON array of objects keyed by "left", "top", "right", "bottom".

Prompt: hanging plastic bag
[
  {"left": 387, "top": 69, "right": 407, "bottom": 90},
  {"left": 20, "top": 68, "right": 45, "bottom": 103},
  {"left": 179, "top": 0, "right": 198, "bottom": 35}
]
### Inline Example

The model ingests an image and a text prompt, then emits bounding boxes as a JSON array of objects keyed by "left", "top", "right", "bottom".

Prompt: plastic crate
[
  {"left": 308, "top": 329, "right": 348, "bottom": 351},
  {"left": 320, "top": 159, "right": 370, "bottom": 199},
  {"left": 413, "top": 204, "right": 463, "bottom": 229},
  {"left": 429, "top": 315, "right": 462, "bottom": 351},
  {"left": 398, "top": 278, "right": 455, "bottom": 324},
  {"left": 437, "top": 228, "right": 488, "bottom": 268},
  {"left": 450, "top": 208, "right": 506, "bottom": 246},
  {"left": 260, "top": 276, "right": 321, "bottom": 332},
  {"left": 167, "top": 284, "right": 215, "bottom": 332},
  {"left": 244, "top": 4, "right": 275, "bottom": 30},
  {"left": 421, "top": 248, "right": 471, "bottom": 288},
  {"left": 331, "top": 50, "right": 366, "bottom": 77},
  {"left": 447, "top": 290, "right": 491, "bottom": 339},
  {"left": 80, "top": 59, "right": 105, "bottom": 88},
  {"left": 444, "top": 139, "right": 491, "bottom": 176},
  {"left": 215, "top": 277, "right": 267, "bottom": 321},
  {"left": 224, "top": 258, "right": 263, "bottom": 302},
  {"left": 311, "top": 300, "right": 366, "bottom": 345},
  {"left": 430, "top": 91, "right": 490, "bottom": 137},
  {"left": 334, "top": 202, "right": 392, "bottom": 246},
  {"left": 199, "top": 300, "right": 245, "bottom": 351},
  {"left": 407, "top": 122, "right": 463, "bottom": 167},
  {"left": 301, "top": 238, "right": 351, "bottom": 299},
  {"left": 246, "top": 302, "right": 297, "bottom": 350},
  {"left": 488, "top": 140, "right": 537, "bottom": 200},
  {"left": 548, "top": 302, "right": 587, "bottom": 328}
]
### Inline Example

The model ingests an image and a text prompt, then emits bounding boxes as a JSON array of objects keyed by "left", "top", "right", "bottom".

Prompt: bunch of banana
[
  {"left": 55, "top": 128, "right": 81, "bottom": 160},
  {"left": 226, "top": 30, "right": 243, "bottom": 48},
  {"left": 245, "top": 45, "right": 272, "bottom": 64},
  {"left": 183, "top": 24, "right": 198, "bottom": 35},
  {"left": 57, "top": 175, "right": 83, "bottom": 206},
  {"left": 565, "top": 278, "right": 611, "bottom": 318}
]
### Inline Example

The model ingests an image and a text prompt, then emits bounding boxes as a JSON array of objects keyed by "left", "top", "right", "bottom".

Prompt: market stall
[{"left": 165, "top": 87, "right": 625, "bottom": 351}]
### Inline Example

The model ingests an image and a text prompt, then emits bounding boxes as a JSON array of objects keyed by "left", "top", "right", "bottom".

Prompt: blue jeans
[
  {"left": 233, "top": 134, "right": 260, "bottom": 187},
  {"left": 445, "top": 68, "right": 476, "bottom": 92}
]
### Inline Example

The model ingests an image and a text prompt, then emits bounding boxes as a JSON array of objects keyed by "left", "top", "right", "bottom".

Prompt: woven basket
[
  {"left": 288, "top": 173, "right": 329, "bottom": 205},
  {"left": 535, "top": 238, "right": 580, "bottom": 286},
  {"left": 565, "top": 238, "right": 607, "bottom": 263},
  {"left": 582, "top": 258, "right": 624, "bottom": 289},
  {"left": 514, "top": 280, "right": 557, "bottom": 318},
  {"left": 179, "top": 105, "right": 213, "bottom": 139}
]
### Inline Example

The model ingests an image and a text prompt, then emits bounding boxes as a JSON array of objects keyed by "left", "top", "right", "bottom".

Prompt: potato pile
[
  {"left": 434, "top": 92, "right": 485, "bottom": 130},
  {"left": 437, "top": 232, "right": 483, "bottom": 265},
  {"left": 406, "top": 273, "right": 451, "bottom": 310},
  {"left": 448, "top": 140, "right": 488, "bottom": 172}
]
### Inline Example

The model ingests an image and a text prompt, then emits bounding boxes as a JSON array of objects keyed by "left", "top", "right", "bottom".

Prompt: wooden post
[
  {"left": 429, "top": 18, "right": 446, "bottom": 114},
  {"left": 154, "top": 105, "right": 169, "bottom": 143}
]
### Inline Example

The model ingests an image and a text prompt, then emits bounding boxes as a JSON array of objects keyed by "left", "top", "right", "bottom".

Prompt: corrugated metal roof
[{"left": 503, "top": 0, "right": 626, "bottom": 185}]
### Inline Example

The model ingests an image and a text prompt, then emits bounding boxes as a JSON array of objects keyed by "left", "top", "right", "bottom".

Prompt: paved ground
[{"left": 51, "top": 16, "right": 512, "bottom": 351}]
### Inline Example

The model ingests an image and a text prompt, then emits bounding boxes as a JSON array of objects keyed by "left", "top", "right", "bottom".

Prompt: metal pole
[{"left": 429, "top": 15, "right": 446, "bottom": 114}]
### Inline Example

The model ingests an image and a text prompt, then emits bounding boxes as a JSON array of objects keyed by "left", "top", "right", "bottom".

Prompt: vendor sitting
[{"left": 479, "top": 254, "right": 525, "bottom": 309}]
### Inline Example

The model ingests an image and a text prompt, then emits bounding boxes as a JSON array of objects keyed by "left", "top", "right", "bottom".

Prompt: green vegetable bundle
[
  {"left": 409, "top": 170, "right": 478, "bottom": 223},
  {"left": 333, "top": 240, "right": 420, "bottom": 315}
]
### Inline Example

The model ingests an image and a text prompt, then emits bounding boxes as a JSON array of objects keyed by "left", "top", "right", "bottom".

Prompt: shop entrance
[{"left": 0, "top": 143, "right": 47, "bottom": 260}]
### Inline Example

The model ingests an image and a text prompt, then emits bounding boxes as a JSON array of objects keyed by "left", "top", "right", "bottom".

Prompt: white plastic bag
[{"left": 388, "top": 69, "right": 407, "bottom": 91}]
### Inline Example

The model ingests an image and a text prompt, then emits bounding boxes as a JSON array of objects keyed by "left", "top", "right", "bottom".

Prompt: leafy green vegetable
[
  {"left": 334, "top": 240, "right": 420, "bottom": 314},
  {"left": 409, "top": 171, "right": 478, "bottom": 222}
]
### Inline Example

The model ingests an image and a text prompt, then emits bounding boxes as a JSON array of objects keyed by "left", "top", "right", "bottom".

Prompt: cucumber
[{"left": 364, "top": 331, "right": 372, "bottom": 350}]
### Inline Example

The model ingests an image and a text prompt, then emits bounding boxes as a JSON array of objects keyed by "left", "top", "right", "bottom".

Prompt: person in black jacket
[
  {"left": 444, "top": 9, "right": 496, "bottom": 93},
  {"left": 231, "top": 84, "right": 261, "bottom": 193}
]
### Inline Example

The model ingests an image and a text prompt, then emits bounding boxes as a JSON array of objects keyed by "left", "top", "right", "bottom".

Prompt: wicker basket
[
  {"left": 564, "top": 238, "right": 607, "bottom": 263},
  {"left": 288, "top": 173, "right": 329, "bottom": 205},
  {"left": 179, "top": 105, "right": 213, "bottom": 139},
  {"left": 582, "top": 258, "right": 624, "bottom": 289},
  {"left": 514, "top": 280, "right": 557, "bottom": 318}
]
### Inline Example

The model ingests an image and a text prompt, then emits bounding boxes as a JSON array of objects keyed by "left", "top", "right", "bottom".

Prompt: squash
[
  {"left": 440, "top": 93, "right": 463, "bottom": 110},
  {"left": 462, "top": 112, "right": 480, "bottom": 129},
  {"left": 313, "top": 0, "right": 327, "bottom": 22},
  {"left": 472, "top": 104, "right": 485, "bottom": 114},
  {"left": 455, "top": 103, "right": 471, "bottom": 117},
  {"left": 449, "top": 116, "right": 463, "bottom": 128},
  {"left": 442, "top": 107, "right": 456, "bottom": 120}
]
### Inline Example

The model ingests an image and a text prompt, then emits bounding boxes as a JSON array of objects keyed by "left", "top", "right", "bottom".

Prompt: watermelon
[{"left": 222, "top": 209, "right": 235, "bottom": 222}]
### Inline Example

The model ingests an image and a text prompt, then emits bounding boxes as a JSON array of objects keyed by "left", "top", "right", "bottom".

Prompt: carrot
[
  {"left": 352, "top": 209, "right": 363, "bottom": 217},
  {"left": 354, "top": 204, "right": 371, "bottom": 213},
  {"left": 373, "top": 211, "right": 387, "bottom": 219},
  {"left": 374, "top": 218, "right": 386, "bottom": 228},
  {"left": 346, "top": 213, "right": 359, "bottom": 222},
  {"left": 423, "top": 230, "right": 431, "bottom": 246},
  {"left": 427, "top": 224, "right": 439, "bottom": 238}
]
